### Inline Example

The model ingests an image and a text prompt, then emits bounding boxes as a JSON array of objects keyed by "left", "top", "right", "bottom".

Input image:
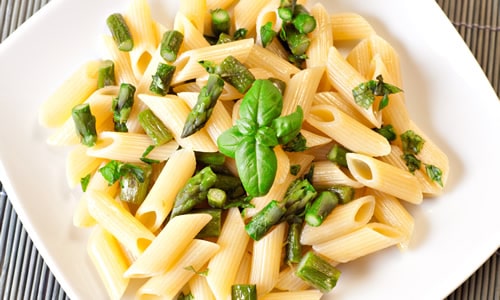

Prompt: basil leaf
[
  {"left": 271, "top": 106, "right": 303, "bottom": 144},
  {"left": 400, "top": 130, "right": 425, "bottom": 155},
  {"left": 236, "top": 118, "right": 257, "bottom": 136},
  {"left": 255, "top": 126, "right": 279, "bottom": 147},
  {"left": 99, "top": 160, "right": 122, "bottom": 185},
  {"left": 80, "top": 174, "right": 91, "bottom": 192},
  {"left": 217, "top": 126, "right": 245, "bottom": 158},
  {"left": 352, "top": 80, "right": 376, "bottom": 109},
  {"left": 239, "top": 79, "right": 283, "bottom": 126},
  {"left": 236, "top": 138, "right": 277, "bottom": 197},
  {"left": 425, "top": 164, "right": 444, "bottom": 187}
]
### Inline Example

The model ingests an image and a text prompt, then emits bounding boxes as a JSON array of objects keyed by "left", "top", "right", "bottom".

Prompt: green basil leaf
[
  {"left": 239, "top": 79, "right": 283, "bottom": 126},
  {"left": 236, "top": 118, "right": 257, "bottom": 136},
  {"left": 255, "top": 126, "right": 279, "bottom": 147},
  {"left": 236, "top": 138, "right": 277, "bottom": 197},
  {"left": 99, "top": 160, "right": 122, "bottom": 185},
  {"left": 425, "top": 164, "right": 444, "bottom": 187},
  {"left": 217, "top": 126, "right": 245, "bottom": 158},
  {"left": 271, "top": 106, "right": 303, "bottom": 144},
  {"left": 352, "top": 80, "right": 376, "bottom": 109}
]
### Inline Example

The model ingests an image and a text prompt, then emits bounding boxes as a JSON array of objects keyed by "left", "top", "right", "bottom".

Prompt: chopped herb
[
  {"left": 352, "top": 75, "right": 402, "bottom": 110},
  {"left": 80, "top": 174, "right": 91, "bottom": 192},
  {"left": 260, "top": 21, "right": 277, "bottom": 47},
  {"left": 290, "top": 164, "right": 301, "bottom": 176},
  {"left": 425, "top": 164, "right": 444, "bottom": 187},
  {"left": 99, "top": 160, "right": 147, "bottom": 185},
  {"left": 326, "top": 144, "right": 351, "bottom": 167},
  {"left": 400, "top": 130, "right": 425, "bottom": 155},
  {"left": 184, "top": 265, "right": 209, "bottom": 276},
  {"left": 374, "top": 124, "right": 397, "bottom": 142},
  {"left": 233, "top": 28, "right": 248, "bottom": 40},
  {"left": 140, "top": 145, "right": 161, "bottom": 164},
  {"left": 402, "top": 153, "right": 422, "bottom": 174},
  {"left": 282, "top": 132, "right": 308, "bottom": 152}
]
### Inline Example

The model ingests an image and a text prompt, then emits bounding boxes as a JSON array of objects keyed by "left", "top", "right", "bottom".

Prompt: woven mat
[{"left": 0, "top": 0, "right": 498, "bottom": 299}]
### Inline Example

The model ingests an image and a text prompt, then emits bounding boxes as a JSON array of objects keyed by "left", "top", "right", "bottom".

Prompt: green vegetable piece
[
  {"left": 160, "top": 30, "right": 184, "bottom": 62},
  {"left": 239, "top": 79, "right": 283, "bottom": 127},
  {"left": 305, "top": 191, "right": 339, "bottom": 227},
  {"left": 140, "top": 145, "right": 160, "bottom": 164},
  {"left": 149, "top": 62, "right": 175, "bottom": 96},
  {"left": 326, "top": 144, "right": 351, "bottom": 167},
  {"left": 278, "top": 7, "right": 293, "bottom": 22},
  {"left": 295, "top": 251, "right": 341, "bottom": 293},
  {"left": 282, "top": 132, "right": 308, "bottom": 152},
  {"left": 329, "top": 185, "right": 355, "bottom": 204},
  {"left": 233, "top": 28, "right": 248, "bottom": 40},
  {"left": 260, "top": 21, "right": 277, "bottom": 48},
  {"left": 285, "top": 221, "right": 303, "bottom": 264},
  {"left": 400, "top": 129, "right": 425, "bottom": 155},
  {"left": 425, "top": 164, "right": 444, "bottom": 187},
  {"left": 112, "top": 83, "right": 136, "bottom": 132},
  {"left": 211, "top": 8, "right": 231, "bottom": 37},
  {"left": 255, "top": 126, "right": 279, "bottom": 147},
  {"left": 106, "top": 13, "right": 133, "bottom": 51},
  {"left": 72, "top": 103, "right": 97, "bottom": 147},
  {"left": 245, "top": 200, "right": 286, "bottom": 241},
  {"left": 181, "top": 74, "right": 225, "bottom": 138},
  {"left": 292, "top": 13, "right": 317, "bottom": 34},
  {"left": 352, "top": 75, "right": 402, "bottom": 110},
  {"left": 236, "top": 137, "right": 278, "bottom": 197},
  {"left": 231, "top": 284, "right": 257, "bottom": 300},
  {"left": 195, "top": 151, "right": 226, "bottom": 166},
  {"left": 374, "top": 124, "right": 397, "bottom": 142},
  {"left": 207, "top": 188, "right": 227, "bottom": 209},
  {"left": 282, "top": 24, "right": 310, "bottom": 56},
  {"left": 80, "top": 174, "right": 91, "bottom": 192},
  {"left": 119, "top": 163, "right": 152, "bottom": 205},
  {"left": 170, "top": 166, "right": 218, "bottom": 218},
  {"left": 213, "top": 174, "right": 245, "bottom": 199},
  {"left": 217, "top": 126, "right": 246, "bottom": 158},
  {"left": 177, "top": 293, "right": 194, "bottom": 300},
  {"left": 282, "top": 178, "right": 317, "bottom": 218},
  {"left": 216, "top": 32, "right": 234, "bottom": 44},
  {"left": 267, "top": 77, "right": 287, "bottom": 95},
  {"left": 194, "top": 208, "right": 222, "bottom": 238},
  {"left": 402, "top": 153, "right": 421, "bottom": 173},
  {"left": 99, "top": 160, "right": 122, "bottom": 185},
  {"left": 290, "top": 164, "right": 301, "bottom": 176},
  {"left": 271, "top": 106, "right": 304, "bottom": 145},
  {"left": 97, "top": 60, "right": 116, "bottom": 89},
  {"left": 138, "top": 109, "right": 173, "bottom": 146},
  {"left": 218, "top": 56, "right": 256, "bottom": 94}
]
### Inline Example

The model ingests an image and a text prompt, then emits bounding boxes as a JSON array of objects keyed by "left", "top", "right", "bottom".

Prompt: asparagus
[
  {"left": 119, "top": 163, "right": 152, "bottom": 205},
  {"left": 112, "top": 83, "right": 136, "bottom": 132},
  {"left": 283, "top": 178, "right": 317, "bottom": 219},
  {"left": 216, "top": 32, "right": 234, "bottom": 44},
  {"left": 194, "top": 208, "right": 222, "bottom": 238},
  {"left": 329, "top": 185, "right": 355, "bottom": 204},
  {"left": 97, "top": 60, "right": 116, "bottom": 89},
  {"left": 245, "top": 200, "right": 286, "bottom": 241},
  {"left": 149, "top": 62, "right": 175, "bottom": 96},
  {"left": 282, "top": 132, "right": 307, "bottom": 152},
  {"left": 213, "top": 174, "right": 245, "bottom": 199},
  {"left": 267, "top": 77, "right": 287, "bottom": 95},
  {"left": 260, "top": 21, "right": 277, "bottom": 48},
  {"left": 233, "top": 28, "right": 248, "bottom": 40},
  {"left": 106, "top": 13, "right": 133, "bottom": 51},
  {"left": 170, "top": 166, "right": 218, "bottom": 218},
  {"left": 218, "top": 56, "right": 255, "bottom": 93},
  {"left": 207, "top": 188, "right": 227, "bottom": 209},
  {"left": 282, "top": 23, "right": 310, "bottom": 56},
  {"left": 138, "top": 109, "right": 173, "bottom": 146},
  {"left": 181, "top": 74, "right": 224, "bottom": 138},
  {"left": 195, "top": 151, "right": 226, "bottom": 166},
  {"left": 292, "top": 13, "right": 316, "bottom": 34},
  {"left": 211, "top": 8, "right": 231, "bottom": 37},
  {"left": 326, "top": 144, "right": 351, "bottom": 167},
  {"left": 160, "top": 30, "right": 184, "bottom": 62},
  {"left": 305, "top": 191, "right": 339, "bottom": 227},
  {"left": 285, "top": 221, "right": 303, "bottom": 264},
  {"left": 295, "top": 251, "right": 341, "bottom": 293},
  {"left": 231, "top": 284, "right": 257, "bottom": 300},
  {"left": 71, "top": 103, "right": 97, "bottom": 147}
]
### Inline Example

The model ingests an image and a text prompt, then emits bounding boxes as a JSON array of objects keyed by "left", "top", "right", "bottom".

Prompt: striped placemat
[{"left": 0, "top": 0, "right": 499, "bottom": 299}]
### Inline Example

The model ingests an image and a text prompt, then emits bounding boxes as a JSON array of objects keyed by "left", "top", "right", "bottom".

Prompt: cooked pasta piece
[
  {"left": 86, "top": 131, "right": 179, "bottom": 163},
  {"left": 125, "top": 213, "right": 212, "bottom": 278},
  {"left": 249, "top": 222, "right": 286, "bottom": 296},
  {"left": 260, "top": 290, "right": 324, "bottom": 300},
  {"left": 135, "top": 148, "right": 197, "bottom": 232},
  {"left": 282, "top": 66, "right": 325, "bottom": 116},
  {"left": 301, "top": 195, "right": 375, "bottom": 245},
  {"left": 87, "top": 226, "right": 130, "bottom": 300},
  {"left": 136, "top": 239, "right": 219, "bottom": 299},
  {"left": 39, "top": 60, "right": 100, "bottom": 128},
  {"left": 300, "top": 129, "right": 333, "bottom": 149},
  {"left": 307, "top": 104, "right": 391, "bottom": 157},
  {"left": 311, "top": 160, "right": 364, "bottom": 189},
  {"left": 275, "top": 266, "right": 310, "bottom": 291},
  {"left": 174, "top": 12, "right": 210, "bottom": 51},
  {"left": 331, "top": 13, "right": 375, "bottom": 41},
  {"left": 189, "top": 273, "right": 215, "bottom": 300},
  {"left": 245, "top": 44, "right": 301, "bottom": 82},
  {"left": 307, "top": 3, "right": 333, "bottom": 69},
  {"left": 313, "top": 222, "right": 405, "bottom": 263},
  {"left": 86, "top": 190, "right": 155, "bottom": 259},
  {"left": 313, "top": 91, "right": 373, "bottom": 128},
  {"left": 234, "top": 0, "right": 270, "bottom": 37},
  {"left": 101, "top": 35, "right": 138, "bottom": 85},
  {"left": 206, "top": 208, "right": 251, "bottom": 300},
  {"left": 234, "top": 251, "right": 253, "bottom": 285},
  {"left": 346, "top": 153, "right": 423, "bottom": 204},
  {"left": 66, "top": 145, "right": 105, "bottom": 188},
  {"left": 179, "top": 0, "right": 206, "bottom": 34}
]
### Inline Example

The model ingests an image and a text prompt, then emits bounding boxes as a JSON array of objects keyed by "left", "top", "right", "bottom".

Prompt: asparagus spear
[
  {"left": 295, "top": 251, "right": 341, "bottom": 293},
  {"left": 207, "top": 188, "right": 227, "bottom": 209},
  {"left": 138, "top": 109, "right": 173, "bottom": 146},
  {"left": 106, "top": 13, "right": 133, "bottom": 51},
  {"left": 149, "top": 62, "right": 175, "bottom": 96},
  {"left": 181, "top": 74, "right": 224, "bottom": 138},
  {"left": 195, "top": 151, "right": 226, "bottom": 166},
  {"left": 213, "top": 174, "right": 245, "bottom": 199},
  {"left": 160, "top": 30, "right": 184, "bottom": 62},
  {"left": 329, "top": 185, "right": 355, "bottom": 204},
  {"left": 119, "top": 163, "right": 152, "bottom": 205},
  {"left": 285, "top": 221, "right": 303, "bottom": 264},
  {"left": 170, "top": 166, "right": 218, "bottom": 218},
  {"left": 112, "top": 83, "right": 136, "bottom": 132},
  {"left": 292, "top": 13, "right": 317, "bottom": 34},
  {"left": 97, "top": 60, "right": 116, "bottom": 89},
  {"left": 193, "top": 208, "right": 222, "bottom": 238},
  {"left": 245, "top": 200, "right": 286, "bottom": 241},
  {"left": 231, "top": 284, "right": 257, "bottom": 300},
  {"left": 283, "top": 178, "right": 317, "bottom": 219},
  {"left": 326, "top": 144, "right": 351, "bottom": 167},
  {"left": 211, "top": 8, "right": 231, "bottom": 37},
  {"left": 72, "top": 103, "right": 97, "bottom": 147},
  {"left": 218, "top": 56, "right": 255, "bottom": 94},
  {"left": 305, "top": 191, "right": 339, "bottom": 227}
]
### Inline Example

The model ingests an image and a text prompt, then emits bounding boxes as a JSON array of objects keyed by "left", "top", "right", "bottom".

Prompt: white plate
[{"left": 1, "top": 0, "right": 499, "bottom": 299}]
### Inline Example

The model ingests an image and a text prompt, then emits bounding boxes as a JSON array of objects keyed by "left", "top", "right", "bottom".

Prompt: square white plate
[{"left": 1, "top": 0, "right": 499, "bottom": 299}]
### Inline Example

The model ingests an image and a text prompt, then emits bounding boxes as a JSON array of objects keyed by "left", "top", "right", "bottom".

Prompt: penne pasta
[
  {"left": 260, "top": 290, "right": 324, "bottom": 300},
  {"left": 331, "top": 13, "right": 376, "bottom": 41},
  {"left": 311, "top": 160, "right": 364, "bottom": 189}
]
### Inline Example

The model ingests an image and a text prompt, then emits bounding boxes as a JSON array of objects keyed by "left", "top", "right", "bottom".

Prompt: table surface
[{"left": 0, "top": 0, "right": 499, "bottom": 299}]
